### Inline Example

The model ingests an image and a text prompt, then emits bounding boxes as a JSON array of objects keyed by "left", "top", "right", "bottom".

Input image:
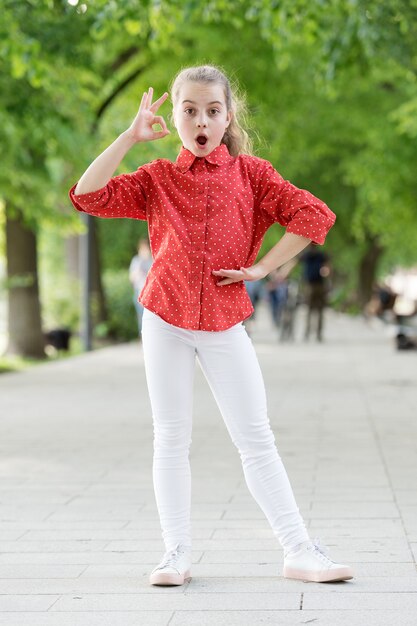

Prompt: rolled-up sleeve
[
  {"left": 256, "top": 163, "right": 336, "bottom": 245},
  {"left": 68, "top": 166, "right": 150, "bottom": 221}
]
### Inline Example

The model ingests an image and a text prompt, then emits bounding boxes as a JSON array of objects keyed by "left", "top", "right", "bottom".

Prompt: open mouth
[{"left": 196, "top": 135, "right": 208, "bottom": 146}]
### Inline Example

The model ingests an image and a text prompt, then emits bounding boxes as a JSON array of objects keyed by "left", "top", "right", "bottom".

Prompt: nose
[{"left": 196, "top": 113, "right": 208, "bottom": 127}]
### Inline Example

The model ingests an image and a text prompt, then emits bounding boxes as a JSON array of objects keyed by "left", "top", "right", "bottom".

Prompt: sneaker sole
[
  {"left": 283, "top": 565, "right": 354, "bottom": 583},
  {"left": 149, "top": 569, "right": 192, "bottom": 586}
]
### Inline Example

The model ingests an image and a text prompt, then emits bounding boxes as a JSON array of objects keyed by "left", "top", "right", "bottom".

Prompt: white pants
[{"left": 141, "top": 307, "right": 310, "bottom": 553}]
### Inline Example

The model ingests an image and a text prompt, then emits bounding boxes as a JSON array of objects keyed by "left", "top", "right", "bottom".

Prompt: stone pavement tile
[
  {"left": 389, "top": 476, "right": 417, "bottom": 490},
  {"left": 212, "top": 528, "right": 284, "bottom": 539},
  {"left": 1, "top": 307, "right": 416, "bottom": 623},
  {"left": 0, "top": 483, "right": 93, "bottom": 491},
  {"left": 309, "top": 526, "right": 407, "bottom": 539},
  {"left": 0, "top": 575, "right": 366, "bottom": 595},
  {"left": 0, "top": 596, "right": 58, "bottom": 611},
  {"left": 396, "top": 490, "right": 417, "bottom": 505},
  {"left": 227, "top": 494, "right": 311, "bottom": 507},
  {"left": 46, "top": 508, "right": 227, "bottom": 521},
  {"left": 83, "top": 483, "right": 155, "bottom": 492},
  {"left": 170, "top": 611, "right": 319, "bottom": 626},
  {"left": 302, "top": 592, "right": 417, "bottom": 610},
  {"left": 22, "top": 527, "right": 213, "bottom": 541},
  {"left": 296, "top": 537, "right": 414, "bottom": 562},
  {"left": 0, "top": 541, "right": 108, "bottom": 553},
  {"left": 397, "top": 504, "right": 417, "bottom": 519},
  {"left": 21, "top": 530, "right": 148, "bottom": 541},
  {"left": 399, "top": 499, "right": 417, "bottom": 514},
  {"left": 0, "top": 490, "right": 81, "bottom": 505},
  {"left": 182, "top": 575, "right": 417, "bottom": 594},
  {"left": 0, "top": 565, "right": 86, "bottom": 579},
  {"left": 105, "top": 539, "right": 283, "bottom": 552},
  {"left": 195, "top": 561, "right": 417, "bottom": 577},
  {"left": 0, "top": 521, "right": 128, "bottom": 531},
  {"left": 195, "top": 541, "right": 407, "bottom": 565},
  {"left": 44, "top": 511, "right": 150, "bottom": 522},
  {"left": 0, "top": 577, "right": 184, "bottom": 594},
  {"left": 0, "top": 550, "right": 202, "bottom": 566},
  {"left": 0, "top": 611, "right": 173, "bottom": 626},
  {"left": 0, "top": 576, "right": 310, "bottom": 595},
  {"left": 199, "top": 550, "right": 283, "bottom": 564},
  {"left": 309, "top": 502, "right": 400, "bottom": 518},
  {"left": 311, "top": 489, "right": 395, "bottom": 503},
  {"left": 99, "top": 537, "right": 413, "bottom": 564},
  {"left": 50, "top": 592, "right": 301, "bottom": 611},
  {"left": 81, "top": 563, "right": 280, "bottom": 578},
  {"left": 168, "top": 609, "right": 417, "bottom": 626},
  {"left": 50, "top": 504, "right": 146, "bottom": 515},
  {"left": 127, "top": 518, "right": 273, "bottom": 529},
  {"left": 305, "top": 476, "right": 391, "bottom": 488},
  {"left": 59, "top": 496, "right": 149, "bottom": 507},
  {"left": 0, "top": 530, "right": 25, "bottom": 540},
  {"left": 0, "top": 507, "right": 58, "bottom": 522},
  {"left": 308, "top": 518, "right": 405, "bottom": 537},
  {"left": 221, "top": 510, "right": 272, "bottom": 520}
]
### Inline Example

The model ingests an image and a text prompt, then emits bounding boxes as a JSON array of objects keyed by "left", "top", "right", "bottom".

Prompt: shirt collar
[{"left": 175, "top": 143, "right": 232, "bottom": 172}]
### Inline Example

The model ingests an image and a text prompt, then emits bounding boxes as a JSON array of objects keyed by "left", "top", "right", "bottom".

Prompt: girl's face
[{"left": 173, "top": 81, "right": 232, "bottom": 157}]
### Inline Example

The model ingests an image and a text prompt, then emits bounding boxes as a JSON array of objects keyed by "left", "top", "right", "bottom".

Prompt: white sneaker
[
  {"left": 149, "top": 543, "right": 192, "bottom": 586},
  {"left": 283, "top": 537, "right": 354, "bottom": 583}
]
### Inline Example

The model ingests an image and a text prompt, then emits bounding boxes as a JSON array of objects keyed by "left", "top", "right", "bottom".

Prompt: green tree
[{"left": 2, "top": 0, "right": 417, "bottom": 356}]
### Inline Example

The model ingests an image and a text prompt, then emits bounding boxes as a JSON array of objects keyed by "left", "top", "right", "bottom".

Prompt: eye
[
  {"left": 209, "top": 109, "right": 220, "bottom": 115},
  {"left": 184, "top": 108, "right": 194, "bottom": 115}
]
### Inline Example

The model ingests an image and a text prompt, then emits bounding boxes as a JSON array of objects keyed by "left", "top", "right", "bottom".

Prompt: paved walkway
[{"left": 0, "top": 302, "right": 416, "bottom": 625}]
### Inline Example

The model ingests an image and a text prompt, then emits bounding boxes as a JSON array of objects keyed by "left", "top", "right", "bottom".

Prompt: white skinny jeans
[{"left": 141, "top": 307, "right": 310, "bottom": 553}]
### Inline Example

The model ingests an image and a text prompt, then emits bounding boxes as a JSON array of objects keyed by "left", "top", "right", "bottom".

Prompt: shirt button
[{"left": 197, "top": 188, "right": 205, "bottom": 194}]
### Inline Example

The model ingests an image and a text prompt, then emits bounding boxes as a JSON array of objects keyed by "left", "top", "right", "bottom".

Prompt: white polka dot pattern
[{"left": 68, "top": 143, "right": 336, "bottom": 331}]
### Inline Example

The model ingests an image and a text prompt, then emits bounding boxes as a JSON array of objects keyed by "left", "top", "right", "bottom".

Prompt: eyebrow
[{"left": 182, "top": 100, "right": 223, "bottom": 106}]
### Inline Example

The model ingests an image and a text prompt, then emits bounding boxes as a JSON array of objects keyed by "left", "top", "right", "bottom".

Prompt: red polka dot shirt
[{"left": 69, "top": 143, "right": 336, "bottom": 331}]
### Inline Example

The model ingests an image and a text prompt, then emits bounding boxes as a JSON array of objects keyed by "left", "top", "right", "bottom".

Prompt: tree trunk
[
  {"left": 5, "top": 206, "right": 46, "bottom": 358},
  {"left": 358, "top": 236, "right": 384, "bottom": 309}
]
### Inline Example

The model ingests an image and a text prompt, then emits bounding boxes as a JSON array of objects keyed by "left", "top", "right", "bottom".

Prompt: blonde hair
[{"left": 170, "top": 64, "right": 253, "bottom": 156}]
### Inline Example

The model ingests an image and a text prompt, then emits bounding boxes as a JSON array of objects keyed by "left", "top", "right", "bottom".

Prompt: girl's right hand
[{"left": 126, "top": 87, "right": 171, "bottom": 143}]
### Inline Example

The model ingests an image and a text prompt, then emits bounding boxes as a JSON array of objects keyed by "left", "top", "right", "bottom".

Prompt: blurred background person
[
  {"left": 129, "top": 238, "right": 153, "bottom": 340},
  {"left": 279, "top": 278, "right": 300, "bottom": 343},
  {"left": 365, "top": 281, "right": 397, "bottom": 323},
  {"left": 265, "top": 268, "right": 289, "bottom": 329},
  {"left": 299, "top": 244, "right": 331, "bottom": 342},
  {"left": 243, "top": 278, "right": 265, "bottom": 336}
]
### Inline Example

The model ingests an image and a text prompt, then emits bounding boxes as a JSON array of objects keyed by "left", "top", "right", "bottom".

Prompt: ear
[{"left": 225, "top": 110, "right": 233, "bottom": 128}]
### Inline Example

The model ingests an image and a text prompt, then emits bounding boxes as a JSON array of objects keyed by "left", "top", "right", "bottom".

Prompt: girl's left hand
[{"left": 212, "top": 264, "right": 267, "bottom": 286}]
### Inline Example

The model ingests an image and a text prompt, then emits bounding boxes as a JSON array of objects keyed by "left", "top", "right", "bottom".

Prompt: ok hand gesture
[{"left": 126, "top": 87, "right": 170, "bottom": 143}]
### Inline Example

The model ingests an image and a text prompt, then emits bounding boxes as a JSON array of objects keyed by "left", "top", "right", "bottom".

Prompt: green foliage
[
  {"left": 99, "top": 269, "right": 138, "bottom": 341},
  {"left": 39, "top": 227, "right": 80, "bottom": 331},
  {"left": 41, "top": 276, "right": 80, "bottom": 332},
  {"left": 2, "top": 0, "right": 417, "bottom": 346},
  {"left": 98, "top": 219, "right": 148, "bottom": 271}
]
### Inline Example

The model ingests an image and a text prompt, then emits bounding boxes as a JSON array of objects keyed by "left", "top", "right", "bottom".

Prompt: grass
[
  {"left": 0, "top": 336, "right": 85, "bottom": 375},
  {"left": 0, "top": 355, "right": 38, "bottom": 374},
  {"left": 0, "top": 334, "right": 133, "bottom": 375}
]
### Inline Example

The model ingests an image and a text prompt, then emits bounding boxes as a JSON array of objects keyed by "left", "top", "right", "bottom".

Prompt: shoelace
[
  {"left": 310, "top": 537, "right": 336, "bottom": 565},
  {"left": 157, "top": 544, "right": 189, "bottom": 570}
]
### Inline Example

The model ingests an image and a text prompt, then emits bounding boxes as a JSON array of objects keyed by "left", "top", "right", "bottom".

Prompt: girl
[{"left": 69, "top": 65, "right": 354, "bottom": 586}]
